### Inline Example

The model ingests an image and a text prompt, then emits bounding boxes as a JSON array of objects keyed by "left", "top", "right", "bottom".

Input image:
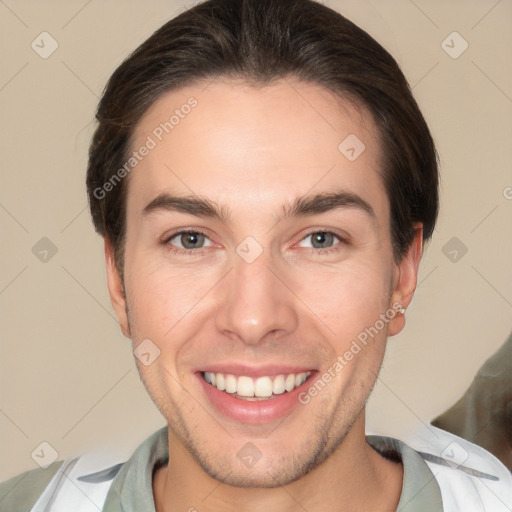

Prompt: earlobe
[
  {"left": 104, "top": 238, "right": 131, "bottom": 338},
  {"left": 387, "top": 223, "right": 423, "bottom": 337}
]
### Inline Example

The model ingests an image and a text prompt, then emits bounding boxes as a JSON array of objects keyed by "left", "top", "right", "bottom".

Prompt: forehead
[{"left": 128, "top": 78, "right": 387, "bottom": 225}]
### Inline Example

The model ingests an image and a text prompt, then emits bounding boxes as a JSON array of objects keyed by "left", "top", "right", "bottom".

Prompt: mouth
[
  {"left": 201, "top": 370, "right": 312, "bottom": 401},
  {"left": 195, "top": 367, "right": 318, "bottom": 424}
]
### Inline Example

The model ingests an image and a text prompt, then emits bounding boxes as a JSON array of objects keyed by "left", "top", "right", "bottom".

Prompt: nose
[{"left": 215, "top": 247, "right": 299, "bottom": 346}]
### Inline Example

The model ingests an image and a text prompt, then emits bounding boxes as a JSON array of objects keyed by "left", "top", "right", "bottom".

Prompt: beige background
[{"left": 1, "top": 0, "right": 511, "bottom": 481}]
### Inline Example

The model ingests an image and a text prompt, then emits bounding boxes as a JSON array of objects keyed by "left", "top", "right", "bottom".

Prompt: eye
[
  {"left": 165, "top": 230, "right": 213, "bottom": 252},
  {"left": 298, "top": 231, "right": 343, "bottom": 252}
]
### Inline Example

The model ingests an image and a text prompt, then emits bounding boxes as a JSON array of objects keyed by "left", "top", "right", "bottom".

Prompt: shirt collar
[
  {"left": 367, "top": 435, "right": 444, "bottom": 511},
  {"left": 101, "top": 427, "right": 443, "bottom": 511}
]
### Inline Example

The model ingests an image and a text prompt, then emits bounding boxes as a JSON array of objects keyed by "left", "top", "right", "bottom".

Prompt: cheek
[
  {"left": 293, "top": 257, "right": 392, "bottom": 341},
  {"left": 124, "top": 253, "right": 219, "bottom": 340}
]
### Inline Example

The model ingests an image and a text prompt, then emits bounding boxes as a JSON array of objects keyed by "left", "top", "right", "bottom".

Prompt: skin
[{"left": 105, "top": 77, "right": 423, "bottom": 512}]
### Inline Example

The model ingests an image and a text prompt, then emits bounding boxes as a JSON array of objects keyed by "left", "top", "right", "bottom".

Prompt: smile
[{"left": 202, "top": 371, "right": 312, "bottom": 400}]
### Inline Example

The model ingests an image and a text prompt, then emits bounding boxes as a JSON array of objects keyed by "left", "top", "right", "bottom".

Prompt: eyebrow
[{"left": 142, "top": 190, "right": 376, "bottom": 223}]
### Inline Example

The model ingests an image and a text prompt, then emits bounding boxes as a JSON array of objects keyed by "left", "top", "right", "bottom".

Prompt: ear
[
  {"left": 104, "top": 238, "right": 131, "bottom": 338},
  {"left": 387, "top": 222, "right": 423, "bottom": 337}
]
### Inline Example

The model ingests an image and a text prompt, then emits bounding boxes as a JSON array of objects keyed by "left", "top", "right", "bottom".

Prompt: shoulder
[
  {"left": 0, "top": 447, "right": 127, "bottom": 512},
  {"left": 404, "top": 426, "right": 512, "bottom": 511},
  {"left": 0, "top": 461, "right": 64, "bottom": 512},
  {"left": 0, "top": 429, "right": 166, "bottom": 512}
]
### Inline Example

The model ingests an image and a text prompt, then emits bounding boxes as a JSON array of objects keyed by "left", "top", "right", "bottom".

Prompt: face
[{"left": 106, "top": 78, "right": 421, "bottom": 487}]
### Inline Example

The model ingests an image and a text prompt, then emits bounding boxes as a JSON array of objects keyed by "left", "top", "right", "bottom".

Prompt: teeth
[
  {"left": 254, "top": 376, "right": 273, "bottom": 398},
  {"left": 295, "top": 372, "right": 307, "bottom": 387},
  {"left": 225, "top": 374, "right": 237, "bottom": 393},
  {"left": 285, "top": 374, "right": 295, "bottom": 391},
  {"left": 203, "top": 370, "right": 312, "bottom": 398},
  {"left": 216, "top": 373, "right": 225, "bottom": 391},
  {"left": 237, "top": 376, "right": 254, "bottom": 397},
  {"left": 272, "top": 375, "right": 285, "bottom": 395}
]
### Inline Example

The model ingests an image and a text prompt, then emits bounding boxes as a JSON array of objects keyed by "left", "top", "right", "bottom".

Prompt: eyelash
[{"left": 162, "top": 229, "right": 346, "bottom": 257}]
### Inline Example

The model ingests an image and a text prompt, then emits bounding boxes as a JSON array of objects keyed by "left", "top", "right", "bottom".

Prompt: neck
[{"left": 153, "top": 414, "right": 403, "bottom": 512}]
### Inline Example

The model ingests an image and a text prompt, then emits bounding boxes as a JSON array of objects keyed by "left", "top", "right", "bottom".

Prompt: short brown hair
[{"left": 86, "top": 0, "right": 439, "bottom": 273}]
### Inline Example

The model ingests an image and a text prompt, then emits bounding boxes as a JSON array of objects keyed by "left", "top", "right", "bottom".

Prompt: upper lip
[{"left": 195, "top": 364, "right": 317, "bottom": 379}]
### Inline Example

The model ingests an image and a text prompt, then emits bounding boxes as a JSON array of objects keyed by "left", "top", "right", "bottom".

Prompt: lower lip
[{"left": 196, "top": 372, "right": 316, "bottom": 425}]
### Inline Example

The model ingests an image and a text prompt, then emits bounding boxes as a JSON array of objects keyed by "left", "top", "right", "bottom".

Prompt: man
[{"left": 1, "top": 0, "right": 511, "bottom": 510}]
